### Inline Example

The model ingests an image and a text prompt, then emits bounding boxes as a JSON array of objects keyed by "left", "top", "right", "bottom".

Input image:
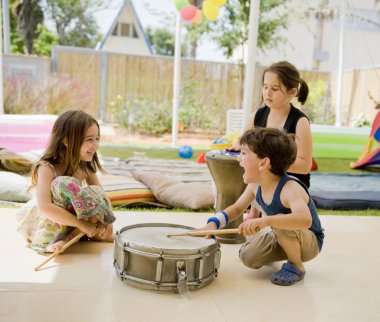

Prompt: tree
[
  {"left": 146, "top": 26, "right": 175, "bottom": 56},
  {"left": 14, "top": 0, "right": 44, "bottom": 54},
  {"left": 146, "top": 26, "right": 188, "bottom": 57},
  {"left": 210, "top": 0, "right": 291, "bottom": 59},
  {"left": 44, "top": 0, "right": 104, "bottom": 48}
]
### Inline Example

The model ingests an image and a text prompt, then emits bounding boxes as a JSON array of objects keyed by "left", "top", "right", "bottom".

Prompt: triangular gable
[{"left": 96, "top": 0, "right": 152, "bottom": 55}]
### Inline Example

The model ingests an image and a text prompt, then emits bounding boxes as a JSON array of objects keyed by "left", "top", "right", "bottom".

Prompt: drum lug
[
  {"left": 214, "top": 250, "right": 221, "bottom": 270},
  {"left": 155, "top": 257, "right": 163, "bottom": 283},
  {"left": 176, "top": 261, "right": 188, "bottom": 294}
]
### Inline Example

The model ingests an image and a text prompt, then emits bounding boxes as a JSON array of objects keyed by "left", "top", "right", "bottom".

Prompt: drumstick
[
  {"left": 167, "top": 227, "right": 260, "bottom": 237},
  {"left": 34, "top": 233, "right": 85, "bottom": 271}
]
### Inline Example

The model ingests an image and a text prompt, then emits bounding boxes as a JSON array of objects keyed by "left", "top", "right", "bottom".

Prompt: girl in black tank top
[
  {"left": 254, "top": 104, "right": 311, "bottom": 188},
  {"left": 248, "top": 61, "right": 313, "bottom": 189}
]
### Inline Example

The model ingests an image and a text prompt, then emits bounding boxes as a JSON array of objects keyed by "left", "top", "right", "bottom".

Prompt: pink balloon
[{"left": 181, "top": 5, "right": 197, "bottom": 21}]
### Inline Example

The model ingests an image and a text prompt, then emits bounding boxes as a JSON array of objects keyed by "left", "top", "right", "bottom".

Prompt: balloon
[
  {"left": 175, "top": 0, "right": 189, "bottom": 11},
  {"left": 178, "top": 145, "right": 194, "bottom": 159},
  {"left": 181, "top": 5, "right": 197, "bottom": 21},
  {"left": 192, "top": 9, "right": 203, "bottom": 24},
  {"left": 210, "top": 0, "right": 227, "bottom": 7},
  {"left": 203, "top": 1, "right": 219, "bottom": 21}
]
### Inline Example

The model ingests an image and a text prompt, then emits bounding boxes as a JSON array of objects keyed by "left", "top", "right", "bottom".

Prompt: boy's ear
[
  {"left": 260, "top": 157, "right": 270, "bottom": 168},
  {"left": 63, "top": 138, "right": 68, "bottom": 147}
]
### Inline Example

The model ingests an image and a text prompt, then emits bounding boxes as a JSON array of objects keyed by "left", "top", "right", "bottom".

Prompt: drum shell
[
  {"left": 206, "top": 150, "right": 246, "bottom": 244},
  {"left": 114, "top": 223, "right": 221, "bottom": 292}
]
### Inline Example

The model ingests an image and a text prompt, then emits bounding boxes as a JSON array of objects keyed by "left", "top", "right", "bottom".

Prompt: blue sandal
[{"left": 270, "top": 263, "right": 306, "bottom": 286}]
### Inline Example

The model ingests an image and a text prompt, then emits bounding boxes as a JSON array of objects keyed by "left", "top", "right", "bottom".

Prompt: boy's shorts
[{"left": 239, "top": 228, "right": 320, "bottom": 269}]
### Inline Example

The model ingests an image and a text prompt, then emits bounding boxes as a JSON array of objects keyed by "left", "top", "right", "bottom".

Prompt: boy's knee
[
  {"left": 239, "top": 243, "right": 262, "bottom": 269},
  {"left": 273, "top": 228, "right": 299, "bottom": 242}
]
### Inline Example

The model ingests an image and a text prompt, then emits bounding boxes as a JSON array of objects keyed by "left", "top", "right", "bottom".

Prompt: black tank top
[{"left": 254, "top": 105, "right": 311, "bottom": 188}]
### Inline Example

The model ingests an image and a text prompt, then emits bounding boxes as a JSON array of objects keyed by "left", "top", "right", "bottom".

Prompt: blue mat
[{"left": 309, "top": 173, "right": 380, "bottom": 210}]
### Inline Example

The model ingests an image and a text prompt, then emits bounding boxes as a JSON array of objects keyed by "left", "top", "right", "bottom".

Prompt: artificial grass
[{"left": 312, "top": 132, "right": 368, "bottom": 159}]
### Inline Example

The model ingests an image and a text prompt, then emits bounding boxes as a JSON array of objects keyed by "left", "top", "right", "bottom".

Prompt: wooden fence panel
[
  {"left": 55, "top": 50, "right": 101, "bottom": 116},
  {"left": 54, "top": 48, "right": 380, "bottom": 127}
]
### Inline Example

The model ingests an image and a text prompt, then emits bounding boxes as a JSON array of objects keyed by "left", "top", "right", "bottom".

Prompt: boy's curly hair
[{"left": 240, "top": 127, "right": 297, "bottom": 176}]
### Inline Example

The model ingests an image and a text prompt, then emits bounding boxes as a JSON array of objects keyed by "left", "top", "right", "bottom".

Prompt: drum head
[{"left": 118, "top": 223, "right": 216, "bottom": 253}]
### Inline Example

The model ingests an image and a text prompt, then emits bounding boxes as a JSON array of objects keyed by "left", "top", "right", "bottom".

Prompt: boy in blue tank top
[{"left": 201, "top": 127, "right": 324, "bottom": 286}]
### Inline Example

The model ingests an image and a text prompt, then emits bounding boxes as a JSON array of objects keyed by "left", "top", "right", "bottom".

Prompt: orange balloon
[{"left": 192, "top": 9, "right": 203, "bottom": 24}]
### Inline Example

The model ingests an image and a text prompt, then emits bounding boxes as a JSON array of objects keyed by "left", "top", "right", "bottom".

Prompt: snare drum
[{"left": 113, "top": 223, "right": 221, "bottom": 293}]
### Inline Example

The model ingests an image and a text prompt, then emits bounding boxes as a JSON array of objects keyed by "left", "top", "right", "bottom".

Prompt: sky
[{"left": 93, "top": 0, "right": 228, "bottom": 62}]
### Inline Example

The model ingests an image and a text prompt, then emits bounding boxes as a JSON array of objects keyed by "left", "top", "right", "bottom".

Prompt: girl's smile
[{"left": 80, "top": 123, "right": 100, "bottom": 162}]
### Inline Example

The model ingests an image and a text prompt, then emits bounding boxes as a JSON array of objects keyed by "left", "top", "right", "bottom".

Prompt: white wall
[{"left": 238, "top": 0, "right": 380, "bottom": 71}]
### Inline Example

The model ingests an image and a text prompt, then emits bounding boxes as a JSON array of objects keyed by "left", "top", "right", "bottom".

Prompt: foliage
[
  {"left": 302, "top": 79, "right": 334, "bottom": 124},
  {"left": 209, "top": 0, "right": 291, "bottom": 58},
  {"left": 3, "top": 75, "right": 93, "bottom": 115},
  {"left": 146, "top": 26, "right": 188, "bottom": 56},
  {"left": 45, "top": 0, "right": 103, "bottom": 48},
  {"left": 109, "top": 97, "right": 173, "bottom": 135},
  {"left": 32, "top": 24, "right": 59, "bottom": 56},
  {"left": 179, "top": 81, "right": 214, "bottom": 131},
  {"left": 13, "top": 0, "right": 44, "bottom": 54},
  {"left": 7, "top": 0, "right": 104, "bottom": 56},
  {"left": 109, "top": 79, "right": 222, "bottom": 135}
]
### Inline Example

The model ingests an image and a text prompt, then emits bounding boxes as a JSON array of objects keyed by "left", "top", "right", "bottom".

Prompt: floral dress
[{"left": 16, "top": 162, "right": 115, "bottom": 252}]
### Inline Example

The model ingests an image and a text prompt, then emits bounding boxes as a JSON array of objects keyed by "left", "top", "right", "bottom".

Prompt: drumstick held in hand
[
  {"left": 34, "top": 233, "right": 85, "bottom": 271},
  {"left": 167, "top": 227, "right": 260, "bottom": 237}
]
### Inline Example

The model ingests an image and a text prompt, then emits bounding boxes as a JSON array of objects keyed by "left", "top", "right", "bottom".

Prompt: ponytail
[{"left": 297, "top": 79, "right": 309, "bottom": 105}]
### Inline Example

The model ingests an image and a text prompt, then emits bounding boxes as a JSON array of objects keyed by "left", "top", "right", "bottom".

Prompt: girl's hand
[
  {"left": 78, "top": 220, "right": 97, "bottom": 238},
  {"left": 238, "top": 218, "right": 262, "bottom": 236},
  {"left": 93, "top": 223, "right": 114, "bottom": 242}
]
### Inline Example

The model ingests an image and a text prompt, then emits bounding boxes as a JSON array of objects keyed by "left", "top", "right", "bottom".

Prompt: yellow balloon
[
  {"left": 203, "top": 1, "right": 219, "bottom": 21},
  {"left": 209, "top": 0, "right": 227, "bottom": 7}
]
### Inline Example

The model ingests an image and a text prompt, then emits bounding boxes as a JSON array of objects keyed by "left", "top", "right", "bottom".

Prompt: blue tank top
[{"left": 256, "top": 174, "right": 324, "bottom": 250}]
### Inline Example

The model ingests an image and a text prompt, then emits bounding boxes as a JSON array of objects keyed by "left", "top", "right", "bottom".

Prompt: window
[
  {"left": 113, "top": 22, "right": 139, "bottom": 38},
  {"left": 120, "top": 23, "right": 130, "bottom": 36}
]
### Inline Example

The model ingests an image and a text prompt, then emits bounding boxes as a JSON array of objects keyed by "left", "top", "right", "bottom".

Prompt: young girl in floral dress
[{"left": 16, "top": 110, "right": 115, "bottom": 253}]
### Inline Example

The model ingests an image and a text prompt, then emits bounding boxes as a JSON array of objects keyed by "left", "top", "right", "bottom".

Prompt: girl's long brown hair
[{"left": 30, "top": 110, "right": 103, "bottom": 188}]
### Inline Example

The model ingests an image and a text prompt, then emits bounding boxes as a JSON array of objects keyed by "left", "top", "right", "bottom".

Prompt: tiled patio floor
[{"left": 1, "top": 208, "right": 379, "bottom": 322}]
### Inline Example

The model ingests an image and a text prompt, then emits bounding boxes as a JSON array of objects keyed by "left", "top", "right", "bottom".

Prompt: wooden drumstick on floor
[
  {"left": 167, "top": 227, "right": 260, "bottom": 237},
  {"left": 34, "top": 233, "right": 85, "bottom": 271}
]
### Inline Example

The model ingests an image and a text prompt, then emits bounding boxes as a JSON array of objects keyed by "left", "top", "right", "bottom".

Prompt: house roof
[{"left": 95, "top": 0, "right": 153, "bottom": 54}]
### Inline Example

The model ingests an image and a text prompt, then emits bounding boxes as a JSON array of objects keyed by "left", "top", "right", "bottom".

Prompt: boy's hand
[
  {"left": 193, "top": 222, "right": 218, "bottom": 239},
  {"left": 238, "top": 218, "right": 262, "bottom": 236}
]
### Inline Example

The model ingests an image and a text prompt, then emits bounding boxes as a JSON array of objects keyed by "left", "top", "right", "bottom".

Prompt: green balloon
[{"left": 176, "top": 0, "right": 190, "bottom": 11}]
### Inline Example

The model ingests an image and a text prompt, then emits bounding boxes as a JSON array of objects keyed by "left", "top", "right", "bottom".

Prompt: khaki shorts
[{"left": 239, "top": 228, "right": 320, "bottom": 269}]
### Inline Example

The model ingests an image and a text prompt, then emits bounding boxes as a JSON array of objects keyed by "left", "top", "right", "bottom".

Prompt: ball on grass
[{"left": 178, "top": 145, "right": 194, "bottom": 158}]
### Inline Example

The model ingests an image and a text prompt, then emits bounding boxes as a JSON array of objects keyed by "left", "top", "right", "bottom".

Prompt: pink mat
[{"left": 0, "top": 114, "right": 57, "bottom": 152}]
